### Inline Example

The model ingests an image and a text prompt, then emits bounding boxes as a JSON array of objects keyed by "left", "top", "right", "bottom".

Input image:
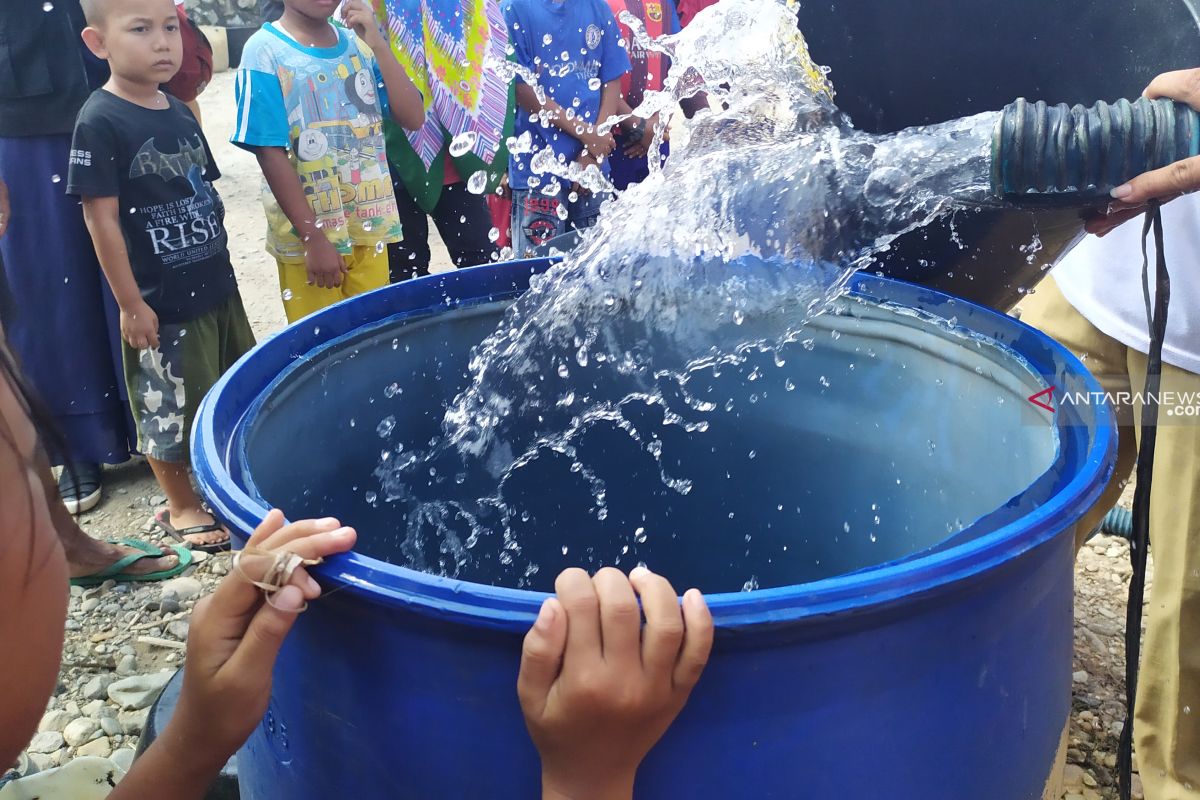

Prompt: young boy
[
  {"left": 232, "top": 0, "right": 425, "bottom": 322},
  {"left": 604, "top": 0, "right": 682, "bottom": 190},
  {"left": 501, "top": 0, "right": 630, "bottom": 256},
  {"left": 69, "top": 0, "right": 249, "bottom": 552}
]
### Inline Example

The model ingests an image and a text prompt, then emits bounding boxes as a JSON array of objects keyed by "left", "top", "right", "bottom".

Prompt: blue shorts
[{"left": 510, "top": 187, "right": 610, "bottom": 259}]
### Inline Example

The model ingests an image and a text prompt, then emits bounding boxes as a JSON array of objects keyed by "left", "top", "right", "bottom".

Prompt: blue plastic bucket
[{"left": 193, "top": 258, "right": 1115, "bottom": 798}]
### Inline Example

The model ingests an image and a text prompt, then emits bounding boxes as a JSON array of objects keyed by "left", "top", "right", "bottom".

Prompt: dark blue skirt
[{"left": 0, "top": 134, "right": 135, "bottom": 464}]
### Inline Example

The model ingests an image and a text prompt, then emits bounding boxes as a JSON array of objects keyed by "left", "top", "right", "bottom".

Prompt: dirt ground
[{"left": 62, "top": 70, "right": 1146, "bottom": 798}]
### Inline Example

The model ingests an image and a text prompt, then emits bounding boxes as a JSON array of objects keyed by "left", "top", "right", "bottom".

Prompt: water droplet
[
  {"left": 365, "top": 490, "right": 378, "bottom": 504},
  {"left": 542, "top": 33, "right": 553, "bottom": 44},
  {"left": 50, "top": 174, "right": 61, "bottom": 184},
  {"left": 732, "top": 309, "right": 745, "bottom": 325},
  {"left": 488, "top": 226, "right": 501, "bottom": 242},
  {"left": 561, "top": 545, "right": 569, "bottom": 555},
  {"left": 588, "top": 77, "right": 601, "bottom": 91},
  {"left": 281, "top": 289, "right": 293, "bottom": 301},
  {"left": 43, "top": 2, "right": 54, "bottom": 11},
  {"left": 557, "top": 363, "right": 569, "bottom": 378},
  {"left": 377, "top": 415, "right": 396, "bottom": 437},
  {"left": 467, "top": 170, "right": 489, "bottom": 194},
  {"left": 449, "top": 131, "right": 478, "bottom": 157}
]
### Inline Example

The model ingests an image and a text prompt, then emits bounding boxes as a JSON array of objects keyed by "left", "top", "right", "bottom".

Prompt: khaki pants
[{"left": 1021, "top": 277, "right": 1200, "bottom": 800}]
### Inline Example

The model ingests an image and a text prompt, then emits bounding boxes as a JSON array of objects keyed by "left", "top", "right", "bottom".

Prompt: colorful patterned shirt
[{"left": 232, "top": 23, "right": 403, "bottom": 261}]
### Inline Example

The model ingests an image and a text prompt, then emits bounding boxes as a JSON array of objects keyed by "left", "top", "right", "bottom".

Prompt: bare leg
[
  {"left": 147, "top": 456, "right": 228, "bottom": 548},
  {"left": 36, "top": 455, "right": 179, "bottom": 578}
]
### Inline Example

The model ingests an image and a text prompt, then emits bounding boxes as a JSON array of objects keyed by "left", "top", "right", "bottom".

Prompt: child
[
  {"left": 70, "top": 0, "right": 250, "bottom": 552},
  {"left": 501, "top": 0, "right": 631, "bottom": 256},
  {"left": 232, "top": 0, "right": 425, "bottom": 322},
  {"left": 604, "top": 0, "right": 682, "bottom": 190}
]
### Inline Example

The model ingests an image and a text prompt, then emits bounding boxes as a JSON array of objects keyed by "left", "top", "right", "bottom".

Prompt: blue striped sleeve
[{"left": 231, "top": 67, "right": 290, "bottom": 150}]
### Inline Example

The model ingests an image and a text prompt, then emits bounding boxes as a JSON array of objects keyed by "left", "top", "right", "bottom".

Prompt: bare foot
[
  {"left": 157, "top": 506, "right": 231, "bottom": 549},
  {"left": 66, "top": 539, "right": 179, "bottom": 580}
]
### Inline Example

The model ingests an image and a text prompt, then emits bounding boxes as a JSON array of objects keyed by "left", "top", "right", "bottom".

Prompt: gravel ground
[{"left": 10, "top": 71, "right": 1151, "bottom": 796}]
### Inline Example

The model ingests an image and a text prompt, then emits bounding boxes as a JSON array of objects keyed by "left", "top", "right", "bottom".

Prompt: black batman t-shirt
[{"left": 67, "top": 89, "right": 237, "bottom": 323}]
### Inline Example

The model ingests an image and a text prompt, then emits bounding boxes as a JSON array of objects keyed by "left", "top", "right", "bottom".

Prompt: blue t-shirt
[{"left": 502, "top": 0, "right": 631, "bottom": 190}]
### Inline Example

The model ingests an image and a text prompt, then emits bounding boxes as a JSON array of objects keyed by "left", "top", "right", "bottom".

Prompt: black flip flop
[{"left": 153, "top": 508, "right": 232, "bottom": 554}]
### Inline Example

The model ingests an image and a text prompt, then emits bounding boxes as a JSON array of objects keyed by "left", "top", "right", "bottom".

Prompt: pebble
[
  {"left": 117, "top": 708, "right": 149, "bottom": 736},
  {"left": 80, "top": 700, "right": 105, "bottom": 718},
  {"left": 108, "top": 671, "right": 173, "bottom": 710},
  {"left": 116, "top": 654, "right": 139, "bottom": 676},
  {"left": 159, "top": 598, "right": 182, "bottom": 614},
  {"left": 27, "top": 731, "right": 65, "bottom": 754},
  {"left": 1073, "top": 670, "right": 1090, "bottom": 684},
  {"left": 82, "top": 674, "right": 116, "bottom": 701},
  {"left": 80, "top": 597, "right": 101, "bottom": 614},
  {"left": 111, "top": 747, "right": 135, "bottom": 773},
  {"left": 63, "top": 718, "right": 99, "bottom": 747},
  {"left": 100, "top": 717, "right": 123, "bottom": 737},
  {"left": 38, "top": 709, "right": 73, "bottom": 733},
  {"left": 167, "top": 620, "right": 190, "bottom": 640},
  {"left": 160, "top": 576, "right": 202, "bottom": 602},
  {"left": 75, "top": 737, "right": 112, "bottom": 759}
]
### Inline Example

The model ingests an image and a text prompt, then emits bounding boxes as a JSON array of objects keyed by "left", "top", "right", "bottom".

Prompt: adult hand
[
  {"left": 1088, "top": 68, "right": 1200, "bottom": 236},
  {"left": 518, "top": 566, "right": 714, "bottom": 800},
  {"left": 341, "top": 0, "right": 388, "bottom": 52},
  {"left": 305, "top": 234, "right": 348, "bottom": 289},
  {"left": 169, "top": 511, "right": 357, "bottom": 770},
  {"left": 0, "top": 178, "right": 10, "bottom": 239},
  {"left": 120, "top": 301, "right": 160, "bottom": 351}
]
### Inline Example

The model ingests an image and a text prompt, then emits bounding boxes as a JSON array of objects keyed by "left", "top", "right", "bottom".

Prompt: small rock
[
  {"left": 63, "top": 717, "right": 100, "bottom": 747},
  {"left": 160, "top": 576, "right": 202, "bottom": 602},
  {"left": 76, "top": 736, "right": 113, "bottom": 759},
  {"left": 82, "top": 699, "right": 104, "bottom": 717},
  {"left": 160, "top": 598, "right": 182, "bottom": 614},
  {"left": 191, "top": 549, "right": 209, "bottom": 563},
  {"left": 210, "top": 560, "right": 229, "bottom": 576},
  {"left": 117, "top": 708, "right": 149, "bottom": 736},
  {"left": 108, "top": 671, "right": 173, "bottom": 710},
  {"left": 149, "top": 494, "right": 167, "bottom": 507},
  {"left": 100, "top": 716, "right": 123, "bottom": 737},
  {"left": 142, "top": 599, "right": 161, "bottom": 612},
  {"left": 27, "top": 730, "right": 65, "bottom": 754},
  {"left": 1072, "top": 670, "right": 1090, "bottom": 684},
  {"left": 1063, "top": 763, "right": 1087, "bottom": 791},
  {"left": 70, "top": 585, "right": 85, "bottom": 598},
  {"left": 64, "top": 700, "right": 81, "bottom": 716},
  {"left": 167, "top": 620, "right": 190, "bottom": 640},
  {"left": 64, "top": 619, "right": 82, "bottom": 632},
  {"left": 82, "top": 674, "right": 116, "bottom": 701},
  {"left": 116, "top": 654, "right": 139, "bottom": 676},
  {"left": 80, "top": 597, "right": 101, "bottom": 614},
  {"left": 111, "top": 747, "right": 136, "bottom": 773},
  {"left": 38, "top": 709, "right": 73, "bottom": 733}
]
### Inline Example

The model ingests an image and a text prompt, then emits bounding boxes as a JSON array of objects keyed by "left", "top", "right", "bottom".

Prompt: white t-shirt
[{"left": 1051, "top": 193, "right": 1200, "bottom": 375}]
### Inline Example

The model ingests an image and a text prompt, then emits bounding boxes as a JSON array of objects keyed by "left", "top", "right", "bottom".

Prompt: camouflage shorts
[{"left": 122, "top": 293, "right": 255, "bottom": 462}]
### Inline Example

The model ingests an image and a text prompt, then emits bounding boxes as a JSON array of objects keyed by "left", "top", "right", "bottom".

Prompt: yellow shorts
[{"left": 276, "top": 244, "right": 390, "bottom": 323}]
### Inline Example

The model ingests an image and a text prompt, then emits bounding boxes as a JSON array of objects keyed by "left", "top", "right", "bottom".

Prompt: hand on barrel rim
[
  {"left": 519, "top": 566, "right": 714, "bottom": 800},
  {"left": 1087, "top": 68, "right": 1200, "bottom": 236},
  {"left": 169, "top": 511, "right": 356, "bottom": 773}
]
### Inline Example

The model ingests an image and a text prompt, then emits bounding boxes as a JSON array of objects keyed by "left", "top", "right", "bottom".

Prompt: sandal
[
  {"left": 153, "top": 508, "right": 232, "bottom": 554},
  {"left": 69, "top": 538, "right": 193, "bottom": 587}
]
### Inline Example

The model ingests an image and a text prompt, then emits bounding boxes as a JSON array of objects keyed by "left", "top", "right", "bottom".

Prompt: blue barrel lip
[{"left": 192, "top": 259, "right": 1116, "bottom": 634}]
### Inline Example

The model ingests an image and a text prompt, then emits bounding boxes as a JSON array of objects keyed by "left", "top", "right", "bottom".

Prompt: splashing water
[{"left": 372, "top": 0, "right": 1009, "bottom": 588}]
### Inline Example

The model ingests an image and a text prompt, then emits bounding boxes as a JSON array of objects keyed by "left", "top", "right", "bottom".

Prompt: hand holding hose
[{"left": 1089, "top": 68, "right": 1200, "bottom": 235}]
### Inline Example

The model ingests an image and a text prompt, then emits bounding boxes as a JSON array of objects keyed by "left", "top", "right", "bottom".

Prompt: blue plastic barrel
[{"left": 193, "top": 258, "right": 1114, "bottom": 799}]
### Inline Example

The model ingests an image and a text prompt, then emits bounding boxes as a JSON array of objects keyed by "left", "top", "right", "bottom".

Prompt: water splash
[{"left": 374, "top": 0, "right": 1005, "bottom": 587}]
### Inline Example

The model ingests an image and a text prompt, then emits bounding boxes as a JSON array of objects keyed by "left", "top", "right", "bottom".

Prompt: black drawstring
[{"left": 1118, "top": 202, "right": 1169, "bottom": 800}]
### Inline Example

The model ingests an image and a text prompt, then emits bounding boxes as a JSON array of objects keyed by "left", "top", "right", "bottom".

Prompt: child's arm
[
  {"left": 254, "top": 148, "right": 348, "bottom": 289},
  {"left": 515, "top": 83, "right": 616, "bottom": 160},
  {"left": 342, "top": 0, "right": 425, "bottom": 131},
  {"left": 109, "top": 511, "right": 357, "bottom": 800},
  {"left": 519, "top": 567, "right": 714, "bottom": 799},
  {"left": 80, "top": 197, "right": 159, "bottom": 350}
]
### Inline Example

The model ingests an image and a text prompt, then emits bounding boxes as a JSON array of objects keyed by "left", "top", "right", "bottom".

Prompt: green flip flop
[{"left": 69, "top": 538, "right": 194, "bottom": 588}]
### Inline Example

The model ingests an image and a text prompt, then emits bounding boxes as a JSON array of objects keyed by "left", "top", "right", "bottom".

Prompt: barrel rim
[{"left": 192, "top": 258, "right": 1116, "bottom": 633}]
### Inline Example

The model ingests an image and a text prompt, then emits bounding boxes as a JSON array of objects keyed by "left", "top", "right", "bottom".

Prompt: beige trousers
[{"left": 1021, "top": 277, "right": 1200, "bottom": 800}]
